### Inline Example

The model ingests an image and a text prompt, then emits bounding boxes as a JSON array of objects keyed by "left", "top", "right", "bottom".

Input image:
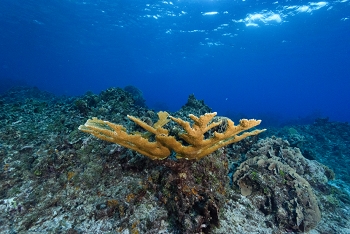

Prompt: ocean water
[{"left": 1, "top": 0, "right": 349, "bottom": 123}]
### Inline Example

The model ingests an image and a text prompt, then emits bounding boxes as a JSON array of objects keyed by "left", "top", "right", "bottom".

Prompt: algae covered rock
[
  {"left": 233, "top": 156, "right": 321, "bottom": 232},
  {"left": 157, "top": 148, "right": 229, "bottom": 233},
  {"left": 232, "top": 137, "right": 322, "bottom": 232}
]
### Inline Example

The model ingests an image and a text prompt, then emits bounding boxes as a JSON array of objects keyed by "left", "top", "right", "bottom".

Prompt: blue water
[{"left": 1, "top": 0, "right": 350, "bottom": 123}]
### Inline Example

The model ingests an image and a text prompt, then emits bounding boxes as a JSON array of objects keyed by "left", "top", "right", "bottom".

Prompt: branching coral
[{"left": 79, "top": 111, "right": 265, "bottom": 160}]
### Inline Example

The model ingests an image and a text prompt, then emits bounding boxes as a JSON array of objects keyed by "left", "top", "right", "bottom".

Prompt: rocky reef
[{"left": 0, "top": 86, "right": 349, "bottom": 233}]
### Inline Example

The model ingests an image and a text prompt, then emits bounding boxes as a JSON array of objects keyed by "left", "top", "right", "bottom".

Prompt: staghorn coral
[{"left": 79, "top": 111, "right": 265, "bottom": 160}]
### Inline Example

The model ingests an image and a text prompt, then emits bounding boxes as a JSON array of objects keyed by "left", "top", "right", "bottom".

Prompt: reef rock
[{"left": 232, "top": 137, "right": 322, "bottom": 232}]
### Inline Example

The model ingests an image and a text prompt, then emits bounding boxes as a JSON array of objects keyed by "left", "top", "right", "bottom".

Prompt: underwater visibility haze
[
  {"left": 1, "top": 1, "right": 350, "bottom": 233},
  {"left": 1, "top": 0, "right": 350, "bottom": 123}
]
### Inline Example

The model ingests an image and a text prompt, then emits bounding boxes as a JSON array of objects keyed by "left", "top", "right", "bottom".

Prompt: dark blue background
[{"left": 1, "top": 0, "right": 349, "bottom": 123}]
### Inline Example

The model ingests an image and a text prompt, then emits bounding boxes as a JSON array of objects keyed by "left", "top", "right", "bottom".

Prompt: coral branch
[
  {"left": 79, "top": 112, "right": 266, "bottom": 160},
  {"left": 79, "top": 116, "right": 171, "bottom": 160}
]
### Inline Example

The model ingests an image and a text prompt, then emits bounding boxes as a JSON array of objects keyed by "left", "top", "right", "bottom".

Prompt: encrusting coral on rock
[
  {"left": 232, "top": 137, "right": 322, "bottom": 232},
  {"left": 233, "top": 156, "right": 321, "bottom": 232},
  {"left": 79, "top": 111, "right": 266, "bottom": 160}
]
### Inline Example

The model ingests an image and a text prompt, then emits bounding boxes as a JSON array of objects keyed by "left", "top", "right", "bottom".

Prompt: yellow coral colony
[{"left": 78, "top": 111, "right": 266, "bottom": 160}]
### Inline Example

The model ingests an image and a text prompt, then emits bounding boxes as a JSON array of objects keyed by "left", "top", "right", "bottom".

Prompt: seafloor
[{"left": 0, "top": 86, "right": 349, "bottom": 234}]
